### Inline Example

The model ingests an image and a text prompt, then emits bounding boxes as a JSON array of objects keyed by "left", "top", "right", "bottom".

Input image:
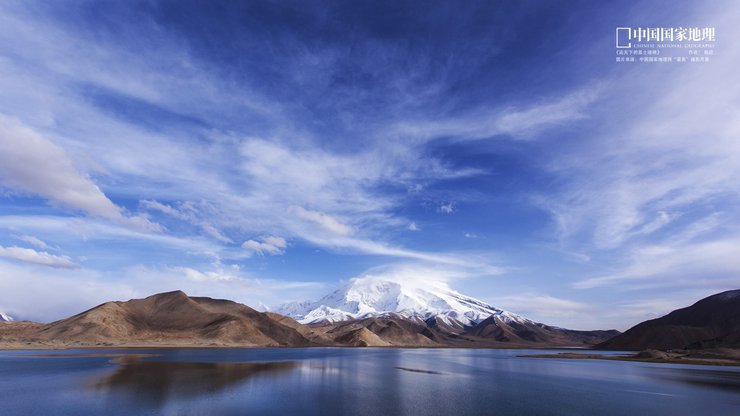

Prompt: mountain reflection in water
[
  {"left": 649, "top": 367, "right": 740, "bottom": 392},
  {"left": 89, "top": 358, "right": 297, "bottom": 404}
]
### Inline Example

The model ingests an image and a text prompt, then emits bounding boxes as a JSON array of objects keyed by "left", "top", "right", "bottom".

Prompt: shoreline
[
  {"left": 3, "top": 344, "right": 739, "bottom": 367},
  {"left": 519, "top": 351, "right": 740, "bottom": 367},
  {"left": 0, "top": 343, "right": 596, "bottom": 351}
]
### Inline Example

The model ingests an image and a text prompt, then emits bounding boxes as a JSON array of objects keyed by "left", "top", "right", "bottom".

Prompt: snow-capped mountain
[
  {"left": 0, "top": 312, "right": 13, "bottom": 322},
  {"left": 275, "top": 275, "right": 528, "bottom": 326}
]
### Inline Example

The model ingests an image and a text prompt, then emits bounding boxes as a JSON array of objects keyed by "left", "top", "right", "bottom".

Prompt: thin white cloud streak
[
  {"left": 0, "top": 215, "right": 224, "bottom": 257},
  {"left": 0, "top": 245, "right": 78, "bottom": 269},
  {"left": 393, "top": 85, "right": 603, "bottom": 141},
  {"left": 140, "top": 200, "right": 233, "bottom": 243},
  {"left": 494, "top": 87, "right": 603, "bottom": 137},
  {"left": 242, "top": 236, "right": 287, "bottom": 256},
  {"left": 492, "top": 293, "right": 592, "bottom": 318},
  {"left": 16, "top": 235, "right": 50, "bottom": 250},
  {"left": 0, "top": 115, "right": 159, "bottom": 231},
  {"left": 574, "top": 237, "right": 740, "bottom": 289},
  {"left": 298, "top": 233, "right": 505, "bottom": 275},
  {"left": 288, "top": 206, "right": 354, "bottom": 236}
]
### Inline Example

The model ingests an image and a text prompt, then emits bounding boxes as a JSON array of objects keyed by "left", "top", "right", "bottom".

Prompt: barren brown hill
[
  {"left": 458, "top": 316, "right": 618, "bottom": 347},
  {"left": 264, "top": 312, "right": 335, "bottom": 345},
  {"left": 318, "top": 315, "right": 439, "bottom": 347},
  {"left": 333, "top": 327, "right": 391, "bottom": 347},
  {"left": 596, "top": 289, "right": 740, "bottom": 351},
  {"left": 1, "top": 291, "right": 327, "bottom": 348}
]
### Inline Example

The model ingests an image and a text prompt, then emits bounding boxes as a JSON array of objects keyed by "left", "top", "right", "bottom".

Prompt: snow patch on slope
[{"left": 0, "top": 312, "right": 14, "bottom": 322}]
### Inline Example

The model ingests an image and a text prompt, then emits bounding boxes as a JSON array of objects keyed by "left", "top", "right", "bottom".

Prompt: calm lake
[{"left": 1, "top": 348, "right": 739, "bottom": 415}]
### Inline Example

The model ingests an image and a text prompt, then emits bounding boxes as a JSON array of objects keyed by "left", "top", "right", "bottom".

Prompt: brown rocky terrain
[
  {"left": 312, "top": 313, "right": 618, "bottom": 348},
  {"left": 596, "top": 289, "right": 740, "bottom": 351},
  {"left": 315, "top": 315, "right": 439, "bottom": 347},
  {"left": 0, "top": 291, "right": 325, "bottom": 348},
  {"left": 463, "top": 315, "right": 620, "bottom": 346},
  {"left": 0, "top": 290, "right": 619, "bottom": 349}
]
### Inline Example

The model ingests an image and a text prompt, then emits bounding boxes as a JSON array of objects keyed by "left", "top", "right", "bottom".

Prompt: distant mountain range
[
  {"left": 596, "top": 289, "right": 740, "bottom": 351},
  {"left": 3, "top": 285, "right": 734, "bottom": 351},
  {"left": 0, "top": 285, "right": 619, "bottom": 348},
  {"left": 0, "top": 312, "right": 12, "bottom": 323},
  {"left": 274, "top": 276, "right": 619, "bottom": 346}
]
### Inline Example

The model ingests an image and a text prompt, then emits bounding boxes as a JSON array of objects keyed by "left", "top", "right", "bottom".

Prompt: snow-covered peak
[
  {"left": 275, "top": 275, "right": 528, "bottom": 326},
  {"left": 0, "top": 312, "right": 13, "bottom": 322}
]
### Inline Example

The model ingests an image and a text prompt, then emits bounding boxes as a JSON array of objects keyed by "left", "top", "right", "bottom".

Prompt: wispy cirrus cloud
[
  {"left": 0, "top": 1, "right": 511, "bottom": 269},
  {"left": 536, "top": 4, "right": 740, "bottom": 298},
  {"left": 139, "top": 199, "right": 233, "bottom": 243},
  {"left": 15, "top": 235, "right": 51, "bottom": 250},
  {"left": 492, "top": 293, "right": 592, "bottom": 318},
  {"left": 242, "top": 236, "right": 288, "bottom": 256},
  {"left": 574, "top": 236, "right": 740, "bottom": 290},
  {"left": 0, "top": 215, "right": 224, "bottom": 258},
  {"left": 288, "top": 206, "right": 354, "bottom": 236},
  {"left": 545, "top": 46, "right": 740, "bottom": 251},
  {"left": 393, "top": 85, "right": 603, "bottom": 142}
]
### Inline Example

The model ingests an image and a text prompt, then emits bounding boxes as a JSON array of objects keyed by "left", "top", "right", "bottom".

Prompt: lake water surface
[{"left": 1, "top": 348, "right": 739, "bottom": 415}]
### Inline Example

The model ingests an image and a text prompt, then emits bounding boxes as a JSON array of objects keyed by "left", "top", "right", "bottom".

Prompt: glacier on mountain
[{"left": 275, "top": 275, "right": 528, "bottom": 326}]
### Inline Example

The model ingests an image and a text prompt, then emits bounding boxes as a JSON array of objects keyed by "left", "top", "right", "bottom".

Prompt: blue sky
[{"left": 0, "top": 0, "right": 738, "bottom": 330}]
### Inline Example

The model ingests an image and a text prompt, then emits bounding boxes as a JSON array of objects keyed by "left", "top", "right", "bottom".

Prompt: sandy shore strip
[{"left": 519, "top": 350, "right": 740, "bottom": 367}]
